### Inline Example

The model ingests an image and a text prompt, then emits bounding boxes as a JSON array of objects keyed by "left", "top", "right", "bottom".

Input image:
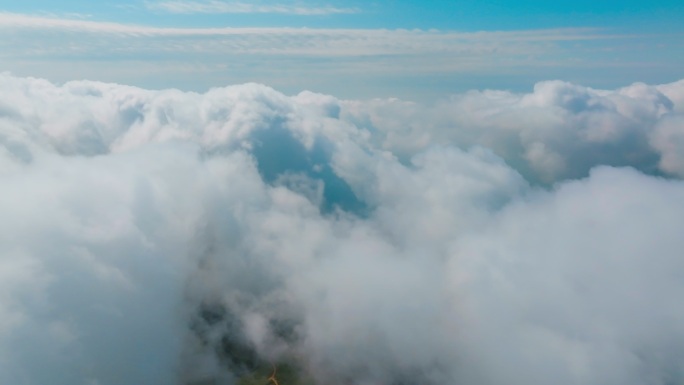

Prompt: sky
[
  {"left": 3, "top": 2, "right": 684, "bottom": 385},
  {"left": 1, "top": 0, "right": 683, "bottom": 99}
]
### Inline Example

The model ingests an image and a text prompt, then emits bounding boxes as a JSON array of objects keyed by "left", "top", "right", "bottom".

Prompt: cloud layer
[
  {"left": 343, "top": 79, "right": 684, "bottom": 182},
  {"left": 1, "top": 74, "right": 684, "bottom": 385},
  {"left": 3, "top": 12, "right": 681, "bottom": 99},
  {"left": 146, "top": 0, "right": 360, "bottom": 15}
]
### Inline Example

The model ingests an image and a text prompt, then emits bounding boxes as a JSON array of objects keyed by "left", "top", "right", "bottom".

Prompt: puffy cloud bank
[
  {"left": 342, "top": 79, "right": 684, "bottom": 182},
  {"left": 1, "top": 73, "right": 684, "bottom": 385}
]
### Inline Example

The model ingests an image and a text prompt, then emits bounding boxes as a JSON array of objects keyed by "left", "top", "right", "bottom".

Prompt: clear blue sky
[{"left": 1, "top": 0, "right": 683, "bottom": 99}]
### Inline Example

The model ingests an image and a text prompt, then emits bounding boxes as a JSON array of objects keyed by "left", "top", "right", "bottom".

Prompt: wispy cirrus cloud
[
  {"left": 0, "top": 12, "right": 680, "bottom": 98},
  {"left": 145, "top": 0, "right": 360, "bottom": 15},
  {"left": 0, "top": 12, "right": 619, "bottom": 54}
]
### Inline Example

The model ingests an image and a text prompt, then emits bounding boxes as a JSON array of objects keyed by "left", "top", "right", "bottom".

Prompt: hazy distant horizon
[{"left": 1, "top": 0, "right": 683, "bottom": 100}]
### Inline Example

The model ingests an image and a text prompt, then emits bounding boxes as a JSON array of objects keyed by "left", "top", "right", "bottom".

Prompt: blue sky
[
  {"left": 1, "top": 0, "right": 683, "bottom": 99},
  {"left": 4, "top": 0, "right": 684, "bottom": 30}
]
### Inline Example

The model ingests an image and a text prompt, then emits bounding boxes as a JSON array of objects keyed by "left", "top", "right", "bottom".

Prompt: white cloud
[
  {"left": 341, "top": 79, "right": 684, "bottom": 182},
  {"left": 1, "top": 12, "right": 678, "bottom": 99},
  {"left": 1, "top": 73, "right": 684, "bottom": 384},
  {"left": 650, "top": 114, "right": 684, "bottom": 176},
  {"left": 0, "top": 12, "right": 606, "bottom": 52},
  {"left": 146, "top": 0, "right": 360, "bottom": 15}
]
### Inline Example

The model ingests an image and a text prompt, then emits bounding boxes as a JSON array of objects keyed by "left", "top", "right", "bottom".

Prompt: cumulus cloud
[
  {"left": 341, "top": 79, "right": 684, "bottom": 182},
  {"left": 1, "top": 73, "right": 684, "bottom": 385}
]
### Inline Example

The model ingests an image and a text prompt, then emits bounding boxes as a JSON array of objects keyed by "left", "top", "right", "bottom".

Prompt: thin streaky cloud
[
  {"left": 0, "top": 12, "right": 676, "bottom": 98},
  {"left": 0, "top": 12, "right": 623, "bottom": 60},
  {"left": 0, "top": 12, "right": 617, "bottom": 40},
  {"left": 146, "top": 0, "right": 361, "bottom": 15}
]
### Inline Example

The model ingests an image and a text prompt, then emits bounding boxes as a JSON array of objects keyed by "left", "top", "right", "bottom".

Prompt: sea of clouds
[{"left": 1, "top": 73, "right": 684, "bottom": 385}]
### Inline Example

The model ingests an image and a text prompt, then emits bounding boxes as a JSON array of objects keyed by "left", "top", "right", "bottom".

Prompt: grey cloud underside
[{"left": 1, "top": 74, "right": 684, "bottom": 385}]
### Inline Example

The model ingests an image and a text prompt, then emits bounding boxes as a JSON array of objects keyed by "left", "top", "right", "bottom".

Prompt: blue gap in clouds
[{"left": 250, "top": 124, "right": 367, "bottom": 216}]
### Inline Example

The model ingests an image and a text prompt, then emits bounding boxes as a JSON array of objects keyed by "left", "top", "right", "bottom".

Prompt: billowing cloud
[
  {"left": 341, "top": 79, "right": 684, "bottom": 182},
  {"left": 1, "top": 73, "right": 684, "bottom": 385}
]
